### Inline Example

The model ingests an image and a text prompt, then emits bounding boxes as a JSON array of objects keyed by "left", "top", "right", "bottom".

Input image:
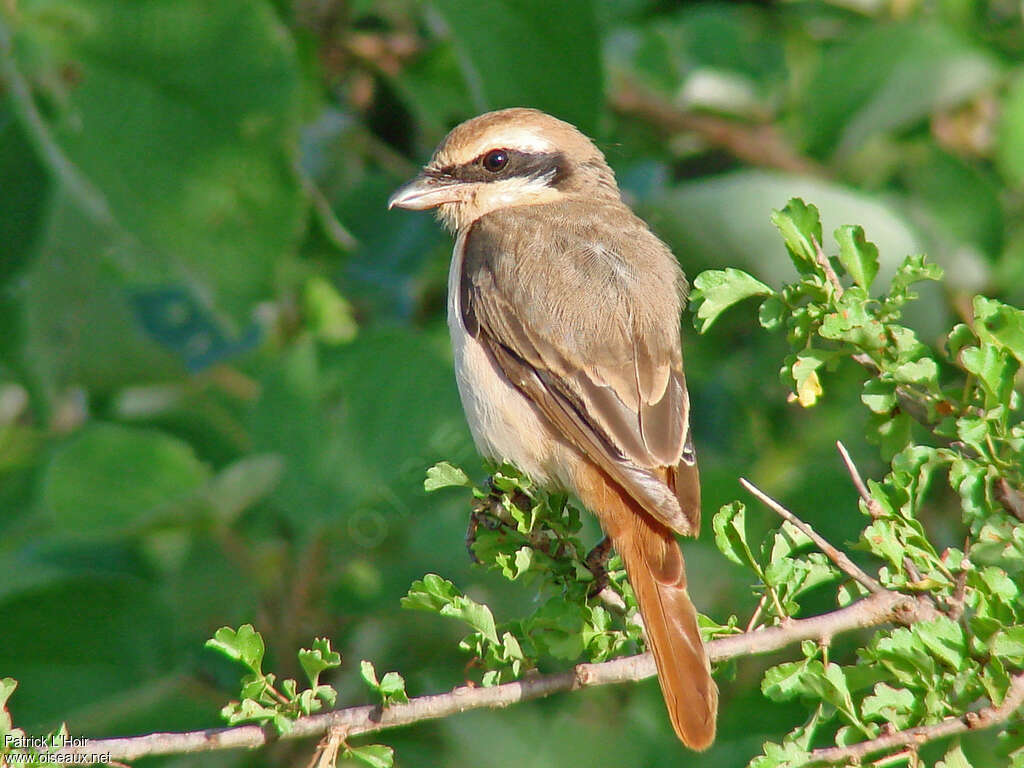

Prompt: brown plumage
[{"left": 389, "top": 108, "right": 717, "bottom": 749}]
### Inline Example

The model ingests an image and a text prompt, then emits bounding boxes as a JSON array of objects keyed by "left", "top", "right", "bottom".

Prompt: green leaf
[
  {"left": 712, "top": 502, "right": 759, "bottom": 571},
  {"left": 378, "top": 672, "right": 408, "bottom": 704},
  {"left": 10, "top": 0, "right": 306, "bottom": 319},
  {"left": 937, "top": 743, "right": 974, "bottom": 768},
  {"left": 835, "top": 225, "right": 880, "bottom": 290},
  {"left": 862, "top": 379, "right": 897, "bottom": 414},
  {"left": 770, "top": 199, "right": 823, "bottom": 273},
  {"left": 690, "top": 268, "right": 773, "bottom": 333},
  {"left": 961, "top": 345, "right": 1017, "bottom": 407},
  {"left": 424, "top": 462, "right": 472, "bottom": 492},
  {"left": 304, "top": 276, "right": 357, "bottom": 346},
  {"left": 360, "top": 659, "right": 379, "bottom": 689},
  {"left": 820, "top": 293, "right": 887, "bottom": 351},
  {"left": 206, "top": 625, "right": 266, "bottom": 674},
  {"left": 947, "top": 324, "right": 977, "bottom": 360},
  {"left": 431, "top": 0, "right": 603, "bottom": 133},
  {"left": 801, "top": 23, "right": 998, "bottom": 157},
  {"left": 298, "top": 638, "right": 341, "bottom": 688},
  {"left": 991, "top": 627, "right": 1024, "bottom": 665},
  {"left": 997, "top": 71, "right": 1024, "bottom": 188},
  {"left": 758, "top": 296, "right": 787, "bottom": 330},
  {"left": 344, "top": 744, "right": 394, "bottom": 768},
  {"left": 42, "top": 423, "right": 209, "bottom": 534},
  {"left": 915, "top": 617, "right": 966, "bottom": 670},
  {"left": 205, "top": 454, "right": 284, "bottom": 524},
  {"left": 401, "top": 574, "right": 462, "bottom": 613},
  {"left": 442, "top": 598, "right": 500, "bottom": 646},
  {"left": 0, "top": 678, "right": 17, "bottom": 734},
  {"left": 973, "top": 296, "right": 1024, "bottom": 364},
  {"left": 762, "top": 661, "right": 809, "bottom": 702},
  {"left": 861, "top": 683, "right": 918, "bottom": 728},
  {"left": 401, "top": 575, "right": 499, "bottom": 645}
]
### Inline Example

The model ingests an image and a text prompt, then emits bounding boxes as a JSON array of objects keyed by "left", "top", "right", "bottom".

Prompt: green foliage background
[{"left": 1, "top": 0, "right": 1023, "bottom": 766}]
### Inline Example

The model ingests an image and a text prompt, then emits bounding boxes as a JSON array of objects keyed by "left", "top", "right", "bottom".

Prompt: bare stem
[
  {"left": 812, "top": 235, "right": 845, "bottom": 297},
  {"left": 740, "top": 477, "right": 887, "bottom": 596},
  {"left": 809, "top": 671, "right": 1024, "bottom": 765},
  {"left": 52, "top": 592, "right": 917, "bottom": 764},
  {"left": 836, "top": 441, "right": 885, "bottom": 518},
  {"left": 609, "top": 76, "right": 822, "bottom": 176}
]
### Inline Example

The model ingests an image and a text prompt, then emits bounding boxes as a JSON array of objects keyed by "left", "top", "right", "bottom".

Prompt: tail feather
[
  {"left": 576, "top": 463, "right": 718, "bottom": 749},
  {"left": 620, "top": 513, "right": 717, "bottom": 749}
]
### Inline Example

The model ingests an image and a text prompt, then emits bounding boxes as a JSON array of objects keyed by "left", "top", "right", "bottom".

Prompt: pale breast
[{"left": 447, "top": 233, "right": 575, "bottom": 489}]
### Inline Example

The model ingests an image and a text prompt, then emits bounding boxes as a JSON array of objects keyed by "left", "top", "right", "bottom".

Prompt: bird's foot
[{"left": 585, "top": 535, "right": 613, "bottom": 598}]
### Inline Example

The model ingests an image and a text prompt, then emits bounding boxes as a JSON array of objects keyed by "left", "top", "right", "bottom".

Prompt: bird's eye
[{"left": 482, "top": 149, "right": 509, "bottom": 173}]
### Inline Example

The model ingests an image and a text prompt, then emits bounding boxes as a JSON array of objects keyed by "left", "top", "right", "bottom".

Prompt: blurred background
[{"left": 1, "top": 0, "right": 1023, "bottom": 765}]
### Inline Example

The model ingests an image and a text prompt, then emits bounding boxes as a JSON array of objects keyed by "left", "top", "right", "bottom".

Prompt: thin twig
[
  {"left": 946, "top": 539, "right": 970, "bottom": 621},
  {"left": 740, "top": 477, "right": 887, "bottom": 596},
  {"left": 52, "top": 592, "right": 916, "bottom": 764},
  {"left": 609, "top": 76, "right": 822, "bottom": 176},
  {"left": 745, "top": 592, "right": 768, "bottom": 633},
  {"left": 809, "top": 671, "right": 1024, "bottom": 765},
  {"left": 812, "top": 235, "right": 845, "bottom": 297},
  {"left": 836, "top": 441, "right": 884, "bottom": 518},
  {"left": 298, "top": 166, "right": 357, "bottom": 251},
  {"left": 0, "top": 18, "right": 116, "bottom": 230}
]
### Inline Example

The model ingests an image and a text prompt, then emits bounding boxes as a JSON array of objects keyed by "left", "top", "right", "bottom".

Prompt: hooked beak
[{"left": 387, "top": 172, "right": 463, "bottom": 211}]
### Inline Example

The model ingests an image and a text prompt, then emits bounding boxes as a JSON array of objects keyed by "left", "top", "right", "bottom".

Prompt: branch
[
  {"left": 739, "top": 477, "right": 887, "bottom": 596},
  {"left": 836, "top": 441, "right": 884, "bottom": 518},
  {"left": 52, "top": 591, "right": 918, "bottom": 764},
  {"left": 609, "top": 76, "right": 822, "bottom": 176},
  {"left": 0, "top": 18, "right": 117, "bottom": 231},
  {"left": 809, "top": 671, "right": 1024, "bottom": 765}
]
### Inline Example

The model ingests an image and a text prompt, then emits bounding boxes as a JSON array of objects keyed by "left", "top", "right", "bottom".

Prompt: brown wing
[{"left": 460, "top": 199, "right": 701, "bottom": 536}]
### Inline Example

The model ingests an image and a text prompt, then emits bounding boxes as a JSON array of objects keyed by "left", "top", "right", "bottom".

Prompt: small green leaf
[
  {"left": 770, "top": 199, "right": 823, "bottom": 274},
  {"left": 835, "top": 225, "right": 880, "bottom": 290},
  {"left": 886, "top": 254, "right": 944, "bottom": 310},
  {"left": 298, "top": 638, "right": 342, "bottom": 688},
  {"left": 861, "top": 379, "right": 897, "bottom": 414},
  {"left": 937, "top": 743, "right": 974, "bottom": 768},
  {"left": 861, "top": 683, "right": 918, "bottom": 728},
  {"left": 402, "top": 575, "right": 499, "bottom": 645},
  {"left": 713, "top": 502, "right": 759, "bottom": 571},
  {"left": 0, "top": 678, "right": 17, "bottom": 734},
  {"left": 991, "top": 627, "right": 1024, "bottom": 664},
  {"left": 205, "top": 454, "right": 285, "bottom": 524},
  {"left": 344, "top": 743, "right": 395, "bottom": 768},
  {"left": 974, "top": 296, "right": 1024, "bottom": 364},
  {"left": 820, "top": 293, "right": 887, "bottom": 350},
  {"left": 758, "top": 296, "right": 787, "bottom": 330},
  {"left": 690, "top": 268, "right": 773, "bottom": 333},
  {"left": 442, "top": 598, "right": 500, "bottom": 646},
  {"left": 304, "top": 275, "right": 357, "bottom": 345},
  {"left": 360, "top": 659, "right": 380, "bottom": 689},
  {"left": 915, "top": 617, "right": 966, "bottom": 670},
  {"left": 947, "top": 323, "right": 977, "bottom": 360},
  {"left": 401, "top": 574, "right": 461, "bottom": 613},
  {"left": 961, "top": 345, "right": 1017, "bottom": 406},
  {"left": 280, "top": 678, "right": 298, "bottom": 701},
  {"left": 206, "top": 625, "right": 266, "bottom": 674},
  {"left": 379, "top": 672, "right": 409, "bottom": 704},
  {"left": 762, "top": 661, "right": 809, "bottom": 702},
  {"left": 424, "top": 462, "right": 472, "bottom": 492}
]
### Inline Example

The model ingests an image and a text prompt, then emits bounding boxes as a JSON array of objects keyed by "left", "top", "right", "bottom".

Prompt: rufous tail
[{"left": 576, "top": 465, "right": 718, "bottom": 749}]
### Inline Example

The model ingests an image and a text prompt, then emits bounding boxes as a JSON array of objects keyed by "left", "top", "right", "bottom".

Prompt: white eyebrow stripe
[{"left": 465, "top": 128, "right": 553, "bottom": 156}]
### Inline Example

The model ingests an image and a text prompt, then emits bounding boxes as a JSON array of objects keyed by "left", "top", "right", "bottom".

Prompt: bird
[{"left": 388, "top": 107, "right": 718, "bottom": 750}]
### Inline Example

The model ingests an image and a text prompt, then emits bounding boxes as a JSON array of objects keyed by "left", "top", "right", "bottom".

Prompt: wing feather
[{"left": 461, "top": 200, "right": 701, "bottom": 535}]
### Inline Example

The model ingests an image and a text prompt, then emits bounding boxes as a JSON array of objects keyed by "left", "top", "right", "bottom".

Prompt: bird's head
[{"left": 388, "top": 108, "right": 620, "bottom": 231}]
